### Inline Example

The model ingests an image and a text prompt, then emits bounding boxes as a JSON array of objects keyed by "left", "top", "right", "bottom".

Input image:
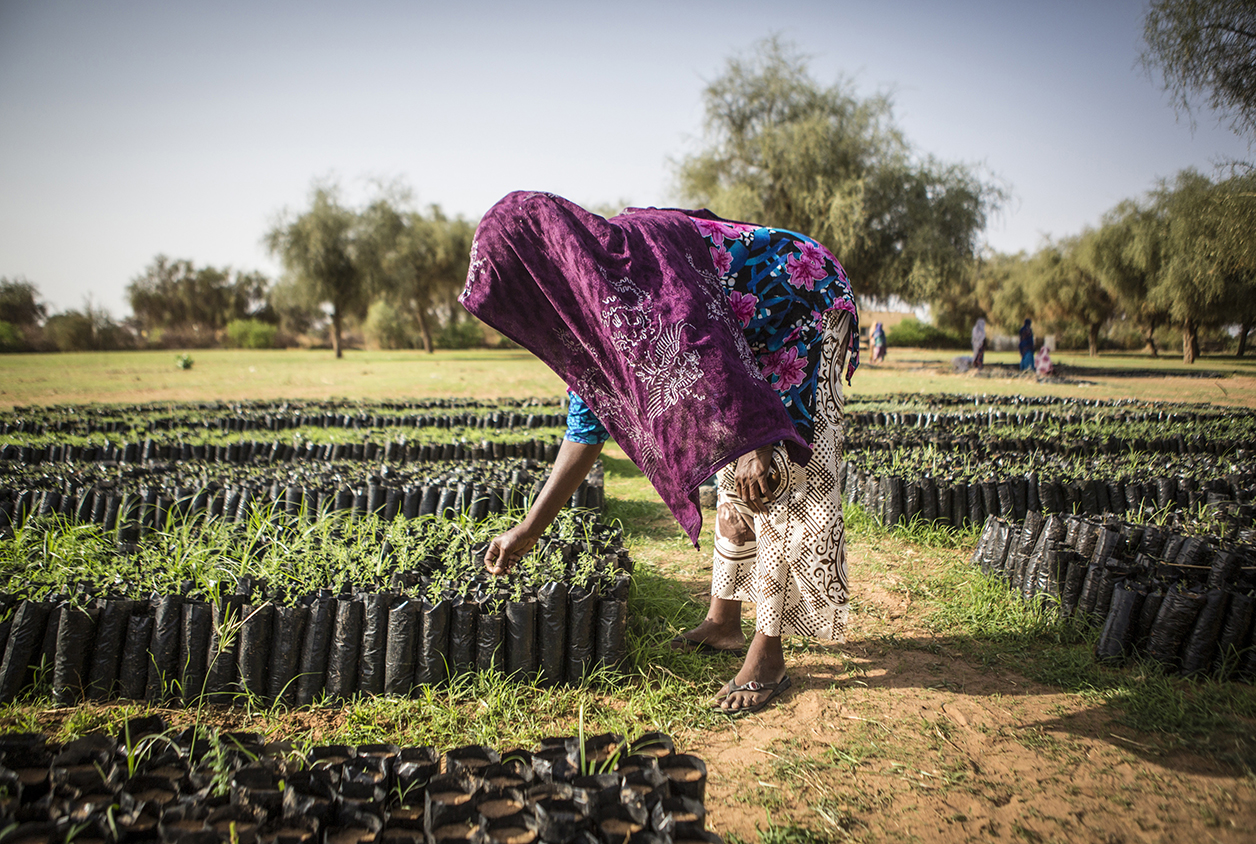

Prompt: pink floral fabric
[{"left": 689, "top": 218, "right": 859, "bottom": 444}]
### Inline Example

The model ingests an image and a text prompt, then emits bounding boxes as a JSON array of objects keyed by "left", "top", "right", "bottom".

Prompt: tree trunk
[
  {"left": 1142, "top": 322, "right": 1158, "bottom": 357},
  {"left": 332, "top": 307, "right": 343, "bottom": 359},
  {"left": 1087, "top": 324, "right": 1099, "bottom": 357},
  {"left": 416, "top": 306, "right": 433, "bottom": 354},
  {"left": 1182, "top": 318, "right": 1197, "bottom": 365},
  {"left": 447, "top": 290, "right": 463, "bottom": 324},
  {"left": 1238, "top": 320, "right": 1251, "bottom": 358}
]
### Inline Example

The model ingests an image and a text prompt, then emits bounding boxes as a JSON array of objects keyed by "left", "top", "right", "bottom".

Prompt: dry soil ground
[{"left": 627, "top": 508, "right": 1256, "bottom": 844}]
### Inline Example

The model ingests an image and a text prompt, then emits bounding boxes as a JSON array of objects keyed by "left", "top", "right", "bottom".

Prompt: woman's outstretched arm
[{"left": 482, "top": 438, "right": 604, "bottom": 575}]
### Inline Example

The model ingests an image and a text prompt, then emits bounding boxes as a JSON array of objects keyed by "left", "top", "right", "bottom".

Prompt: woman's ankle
[{"left": 688, "top": 617, "right": 742, "bottom": 639}]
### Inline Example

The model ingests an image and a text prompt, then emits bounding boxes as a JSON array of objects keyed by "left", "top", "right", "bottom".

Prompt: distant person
[
  {"left": 971, "top": 318, "right": 987, "bottom": 370},
  {"left": 1035, "top": 344, "right": 1053, "bottom": 377},
  {"left": 1019, "top": 319, "right": 1034, "bottom": 371},
  {"left": 870, "top": 322, "right": 887, "bottom": 363}
]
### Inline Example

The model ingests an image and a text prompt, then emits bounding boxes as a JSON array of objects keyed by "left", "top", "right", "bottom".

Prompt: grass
[
  {"left": 825, "top": 498, "right": 1256, "bottom": 768},
  {"left": 854, "top": 509, "right": 1256, "bottom": 745},
  {"left": 729, "top": 820, "right": 848, "bottom": 844},
  {"left": 0, "top": 348, "right": 567, "bottom": 409},
  {"left": 4, "top": 346, "right": 1256, "bottom": 410}
]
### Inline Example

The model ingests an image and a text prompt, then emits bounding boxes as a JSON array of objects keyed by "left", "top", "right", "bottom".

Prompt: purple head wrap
[{"left": 459, "top": 191, "right": 810, "bottom": 545}]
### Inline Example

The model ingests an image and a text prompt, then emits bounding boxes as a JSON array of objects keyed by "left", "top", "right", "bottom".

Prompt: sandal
[
  {"left": 712, "top": 675, "right": 792, "bottom": 715},
  {"left": 669, "top": 634, "right": 745, "bottom": 657}
]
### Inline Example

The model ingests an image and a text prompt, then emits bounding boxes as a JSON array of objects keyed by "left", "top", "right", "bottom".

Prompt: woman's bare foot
[
  {"left": 717, "top": 632, "right": 787, "bottom": 712},
  {"left": 674, "top": 617, "right": 745, "bottom": 652},
  {"left": 672, "top": 597, "right": 745, "bottom": 652}
]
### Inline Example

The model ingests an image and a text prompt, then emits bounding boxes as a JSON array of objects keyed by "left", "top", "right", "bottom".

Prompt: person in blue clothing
[{"left": 1018, "top": 319, "right": 1034, "bottom": 371}]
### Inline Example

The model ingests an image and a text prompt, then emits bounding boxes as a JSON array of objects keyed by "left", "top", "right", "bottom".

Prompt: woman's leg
[
  {"left": 678, "top": 473, "right": 757, "bottom": 652},
  {"left": 720, "top": 311, "right": 853, "bottom": 712},
  {"left": 680, "top": 595, "right": 746, "bottom": 651}
]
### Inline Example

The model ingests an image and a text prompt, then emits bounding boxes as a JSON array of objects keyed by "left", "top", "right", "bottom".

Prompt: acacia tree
[
  {"left": 676, "top": 37, "right": 1004, "bottom": 306},
  {"left": 1048, "top": 234, "right": 1116, "bottom": 357},
  {"left": 360, "top": 198, "right": 475, "bottom": 352},
  {"left": 988, "top": 253, "right": 1038, "bottom": 336},
  {"left": 0, "top": 277, "right": 46, "bottom": 327},
  {"left": 428, "top": 210, "right": 476, "bottom": 334},
  {"left": 42, "top": 301, "right": 130, "bottom": 352},
  {"left": 1078, "top": 201, "right": 1170, "bottom": 356},
  {"left": 1142, "top": 0, "right": 1256, "bottom": 141},
  {"left": 998, "top": 238, "right": 1114, "bottom": 356},
  {"left": 0, "top": 277, "right": 47, "bottom": 351},
  {"left": 266, "top": 185, "right": 366, "bottom": 358},
  {"left": 932, "top": 249, "right": 1027, "bottom": 333},
  {"left": 1152, "top": 169, "right": 1251, "bottom": 362},
  {"left": 1197, "top": 167, "right": 1256, "bottom": 355},
  {"left": 1214, "top": 170, "right": 1256, "bottom": 354}
]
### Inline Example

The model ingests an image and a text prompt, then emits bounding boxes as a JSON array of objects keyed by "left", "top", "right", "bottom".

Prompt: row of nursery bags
[
  {"left": 0, "top": 727, "right": 718, "bottom": 844},
  {"left": 970, "top": 512, "right": 1256, "bottom": 678},
  {"left": 0, "top": 476, "right": 604, "bottom": 534},
  {"left": 0, "top": 437, "right": 566, "bottom": 467},
  {"left": 0, "top": 578, "right": 630, "bottom": 706},
  {"left": 842, "top": 466, "right": 1252, "bottom": 530},
  {"left": 0, "top": 407, "right": 569, "bottom": 436}
]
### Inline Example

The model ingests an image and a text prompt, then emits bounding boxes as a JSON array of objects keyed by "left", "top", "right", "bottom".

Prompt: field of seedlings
[{"left": 4, "top": 374, "right": 1256, "bottom": 843}]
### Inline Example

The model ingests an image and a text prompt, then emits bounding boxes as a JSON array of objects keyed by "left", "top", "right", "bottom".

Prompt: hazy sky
[{"left": 1, "top": 0, "right": 1250, "bottom": 317}]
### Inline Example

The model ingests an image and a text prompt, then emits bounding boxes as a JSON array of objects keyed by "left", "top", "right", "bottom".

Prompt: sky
[{"left": 1, "top": 0, "right": 1251, "bottom": 318}]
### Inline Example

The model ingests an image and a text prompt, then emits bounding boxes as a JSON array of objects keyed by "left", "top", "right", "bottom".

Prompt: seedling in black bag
[
  {"left": 391, "top": 774, "right": 425, "bottom": 811},
  {"left": 569, "top": 552, "right": 599, "bottom": 592},
  {"left": 572, "top": 703, "right": 627, "bottom": 777},
  {"left": 120, "top": 719, "right": 179, "bottom": 780},
  {"left": 201, "top": 730, "right": 258, "bottom": 799}
]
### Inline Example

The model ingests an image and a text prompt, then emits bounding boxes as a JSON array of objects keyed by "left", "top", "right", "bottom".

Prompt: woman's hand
[
  {"left": 483, "top": 524, "right": 540, "bottom": 576},
  {"left": 482, "top": 439, "right": 604, "bottom": 576},
  {"left": 734, "top": 444, "right": 779, "bottom": 514}
]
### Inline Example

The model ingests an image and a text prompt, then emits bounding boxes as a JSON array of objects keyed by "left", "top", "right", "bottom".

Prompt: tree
[
  {"left": 265, "top": 277, "right": 324, "bottom": 340},
  {"left": 128, "top": 257, "right": 271, "bottom": 346},
  {"left": 931, "top": 249, "right": 1027, "bottom": 333},
  {"left": 425, "top": 210, "right": 476, "bottom": 340},
  {"left": 992, "top": 238, "right": 1114, "bottom": 356},
  {"left": 0, "top": 277, "right": 46, "bottom": 327},
  {"left": 1208, "top": 168, "right": 1256, "bottom": 355},
  {"left": 43, "top": 301, "right": 131, "bottom": 352},
  {"left": 1152, "top": 168, "right": 1253, "bottom": 362},
  {"left": 988, "top": 253, "right": 1038, "bottom": 335},
  {"left": 1078, "top": 201, "right": 1171, "bottom": 356},
  {"left": 1043, "top": 234, "right": 1116, "bottom": 357},
  {"left": 266, "top": 184, "right": 367, "bottom": 358},
  {"left": 43, "top": 312, "right": 95, "bottom": 352},
  {"left": 676, "top": 37, "right": 1005, "bottom": 305},
  {"left": 1142, "top": 0, "right": 1256, "bottom": 142},
  {"left": 359, "top": 194, "right": 477, "bottom": 353},
  {"left": 0, "top": 276, "right": 47, "bottom": 351}
]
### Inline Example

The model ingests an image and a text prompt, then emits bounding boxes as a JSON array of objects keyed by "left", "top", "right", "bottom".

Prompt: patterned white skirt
[{"left": 710, "top": 312, "right": 850, "bottom": 641}]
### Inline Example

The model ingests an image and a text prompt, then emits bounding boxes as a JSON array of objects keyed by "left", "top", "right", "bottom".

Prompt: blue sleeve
[{"left": 565, "top": 390, "right": 610, "bottom": 445}]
